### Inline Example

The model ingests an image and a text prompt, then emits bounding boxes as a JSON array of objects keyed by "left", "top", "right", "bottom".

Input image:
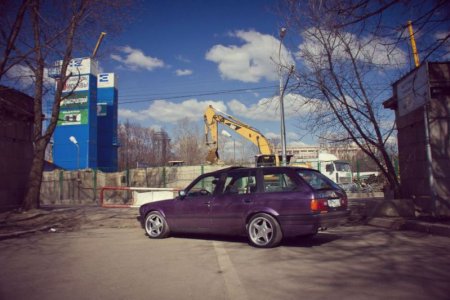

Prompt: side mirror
[{"left": 178, "top": 190, "right": 187, "bottom": 199}]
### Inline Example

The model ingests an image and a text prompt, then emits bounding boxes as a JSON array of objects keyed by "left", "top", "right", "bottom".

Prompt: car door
[
  {"left": 172, "top": 174, "right": 220, "bottom": 232},
  {"left": 210, "top": 169, "right": 257, "bottom": 234}
]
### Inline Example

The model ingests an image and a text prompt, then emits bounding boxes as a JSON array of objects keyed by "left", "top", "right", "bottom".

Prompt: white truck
[{"left": 290, "top": 152, "right": 353, "bottom": 189}]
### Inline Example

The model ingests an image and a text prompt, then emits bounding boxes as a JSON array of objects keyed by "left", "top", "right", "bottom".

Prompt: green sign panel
[{"left": 58, "top": 91, "right": 89, "bottom": 126}]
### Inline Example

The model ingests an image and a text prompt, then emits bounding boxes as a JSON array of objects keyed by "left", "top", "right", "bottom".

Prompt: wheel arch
[
  {"left": 245, "top": 207, "right": 280, "bottom": 226},
  {"left": 142, "top": 208, "right": 168, "bottom": 226}
]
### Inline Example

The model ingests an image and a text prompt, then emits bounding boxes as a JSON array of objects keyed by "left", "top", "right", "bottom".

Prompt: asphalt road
[{"left": 1, "top": 225, "right": 449, "bottom": 300}]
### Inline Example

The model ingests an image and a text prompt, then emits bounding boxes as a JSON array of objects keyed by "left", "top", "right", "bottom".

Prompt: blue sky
[
  {"left": 97, "top": 0, "right": 310, "bottom": 147},
  {"left": 9, "top": 0, "right": 446, "bottom": 151}
]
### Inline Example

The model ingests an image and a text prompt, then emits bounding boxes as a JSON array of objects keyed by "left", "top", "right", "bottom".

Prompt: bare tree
[
  {"left": 0, "top": 0, "right": 132, "bottom": 210},
  {"left": 278, "top": 0, "right": 449, "bottom": 196},
  {"left": 132, "top": 124, "right": 160, "bottom": 167},
  {"left": 288, "top": 0, "right": 450, "bottom": 62},
  {"left": 0, "top": 0, "right": 31, "bottom": 80},
  {"left": 172, "top": 119, "right": 207, "bottom": 165},
  {"left": 118, "top": 121, "right": 171, "bottom": 170},
  {"left": 278, "top": 0, "right": 450, "bottom": 195}
]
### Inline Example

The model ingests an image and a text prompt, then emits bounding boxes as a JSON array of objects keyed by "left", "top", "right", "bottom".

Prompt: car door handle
[{"left": 243, "top": 198, "right": 252, "bottom": 204}]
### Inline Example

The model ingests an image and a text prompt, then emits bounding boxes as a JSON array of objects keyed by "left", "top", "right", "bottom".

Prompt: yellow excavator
[{"left": 204, "top": 105, "right": 291, "bottom": 166}]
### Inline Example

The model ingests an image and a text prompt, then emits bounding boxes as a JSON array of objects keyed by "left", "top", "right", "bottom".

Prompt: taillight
[{"left": 311, "top": 198, "right": 328, "bottom": 213}]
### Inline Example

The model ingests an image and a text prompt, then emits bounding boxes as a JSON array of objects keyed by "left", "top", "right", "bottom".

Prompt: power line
[{"left": 119, "top": 85, "right": 278, "bottom": 105}]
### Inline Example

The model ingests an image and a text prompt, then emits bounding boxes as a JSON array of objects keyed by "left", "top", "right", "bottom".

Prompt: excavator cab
[{"left": 255, "top": 154, "right": 293, "bottom": 167}]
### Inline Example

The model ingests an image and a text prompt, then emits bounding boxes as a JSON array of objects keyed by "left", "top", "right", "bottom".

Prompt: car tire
[
  {"left": 247, "top": 213, "right": 282, "bottom": 248},
  {"left": 144, "top": 211, "right": 170, "bottom": 239}
]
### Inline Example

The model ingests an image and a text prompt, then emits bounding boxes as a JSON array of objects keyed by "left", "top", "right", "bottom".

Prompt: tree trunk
[{"left": 22, "top": 140, "right": 46, "bottom": 210}]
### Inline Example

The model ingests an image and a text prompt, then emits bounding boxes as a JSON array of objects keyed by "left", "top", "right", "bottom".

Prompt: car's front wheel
[
  {"left": 247, "top": 213, "right": 282, "bottom": 248},
  {"left": 145, "top": 211, "right": 170, "bottom": 238}
]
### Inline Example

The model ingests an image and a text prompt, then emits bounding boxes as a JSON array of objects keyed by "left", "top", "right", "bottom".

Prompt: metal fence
[{"left": 40, "top": 165, "right": 226, "bottom": 206}]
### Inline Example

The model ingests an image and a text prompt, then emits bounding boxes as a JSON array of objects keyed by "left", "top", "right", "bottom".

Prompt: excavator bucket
[{"left": 206, "top": 148, "right": 219, "bottom": 164}]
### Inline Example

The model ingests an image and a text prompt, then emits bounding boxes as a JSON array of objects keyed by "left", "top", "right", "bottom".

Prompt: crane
[
  {"left": 204, "top": 105, "right": 291, "bottom": 166},
  {"left": 92, "top": 32, "right": 107, "bottom": 59}
]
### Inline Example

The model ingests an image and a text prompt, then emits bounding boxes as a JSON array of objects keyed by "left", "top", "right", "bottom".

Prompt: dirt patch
[{"left": 0, "top": 206, "right": 141, "bottom": 239}]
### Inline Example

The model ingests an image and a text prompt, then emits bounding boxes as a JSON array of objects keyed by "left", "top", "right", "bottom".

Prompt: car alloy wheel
[
  {"left": 145, "top": 211, "right": 170, "bottom": 239},
  {"left": 247, "top": 213, "right": 282, "bottom": 248}
]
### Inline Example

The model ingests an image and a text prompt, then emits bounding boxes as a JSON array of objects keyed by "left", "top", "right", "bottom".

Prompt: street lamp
[
  {"left": 278, "top": 27, "right": 288, "bottom": 166},
  {"left": 221, "top": 129, "right": 235, "bottom": 164},
  {"left": 69, "top": 136, "right": 80, "bottom": 169}
]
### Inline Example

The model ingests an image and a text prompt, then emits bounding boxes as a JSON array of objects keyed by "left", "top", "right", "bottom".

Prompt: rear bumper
[{"left": 278, "top": 210, "right": 350, "bottom": 237}]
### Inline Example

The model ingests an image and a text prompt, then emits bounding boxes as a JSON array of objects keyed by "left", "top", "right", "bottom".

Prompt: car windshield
[
  {"left": 186, "top": 175, "right": 220, "bottom": 197},
  {"left": 335, "top": 162, "right": 351, "bottom": 172},
  {"left": 297, "top": 169, "right": 340, "bottom": 190}
]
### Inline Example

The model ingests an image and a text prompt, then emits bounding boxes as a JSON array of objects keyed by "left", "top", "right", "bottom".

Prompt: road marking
[{"left": 213, "top": 241, "right": 248, "bottom": 300}]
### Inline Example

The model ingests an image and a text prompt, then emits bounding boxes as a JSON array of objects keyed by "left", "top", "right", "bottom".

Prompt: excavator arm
[{"left": 204, "top": 105, "right": 275, "bottom": 164}]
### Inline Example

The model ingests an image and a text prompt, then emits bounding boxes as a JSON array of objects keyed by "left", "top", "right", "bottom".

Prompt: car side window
[
  {"left": 222, "top": 171, "right": 257, "bottom": 195},
  {"left": 186, "top": 175, "right": 219, "bottom": 197},
  {"left": 262, "top": 171, "right": 297, "bottom": 193}
]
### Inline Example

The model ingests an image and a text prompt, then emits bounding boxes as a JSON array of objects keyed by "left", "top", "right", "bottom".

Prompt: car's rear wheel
[
  {"left": 145, "top": 211, "right": 170, "bottom": 238},
  {"left": 247, "top": 213, "right": 282, "bottom": 248}
]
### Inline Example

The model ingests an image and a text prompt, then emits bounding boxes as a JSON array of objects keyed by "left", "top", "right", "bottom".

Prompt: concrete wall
[{"left": 0, "top": 87, "right": 34, "bottom": 211}]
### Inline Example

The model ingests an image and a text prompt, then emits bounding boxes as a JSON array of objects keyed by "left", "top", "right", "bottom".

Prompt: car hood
[{"left": 139, "top": 197, "right": 177, "bottom": 215}]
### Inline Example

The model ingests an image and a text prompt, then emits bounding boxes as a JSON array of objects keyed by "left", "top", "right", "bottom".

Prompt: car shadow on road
[
  {"left": 169, "top": 233, "right": 249, "bottom": 245},
  {"left": 160, "top": 231, "right": 342, "bottom": 248},
  {"left": 281, "top": 232, "right": 342, "bottom": 247}
]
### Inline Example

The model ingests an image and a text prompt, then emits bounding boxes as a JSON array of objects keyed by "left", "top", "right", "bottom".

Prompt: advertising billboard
[
  {"left": 62, "top": 75, "right": 90, "bottom": 92},
  {"left": 58, "top": 91, "right": 89, "bottom": 126},
  {"left": 52, "top": 57, "right": 99, "bottom": 77}
]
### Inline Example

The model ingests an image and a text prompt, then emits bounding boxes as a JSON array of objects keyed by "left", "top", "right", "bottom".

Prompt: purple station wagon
[{"left": 139, "top": 166, "right": 349, "bottom": 248}]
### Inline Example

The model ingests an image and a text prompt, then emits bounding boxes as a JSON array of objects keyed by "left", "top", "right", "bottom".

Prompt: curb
[
  {"left": 367, "top": 217, "right": 405, "bottom": 230},
  {"left": 402, "top": 220, "right": 450, "bottom": 238},
  {"left": 366, "top": 217, "right": 450, "bottom": 238}
]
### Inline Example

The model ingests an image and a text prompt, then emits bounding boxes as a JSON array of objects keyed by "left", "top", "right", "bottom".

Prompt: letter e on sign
[{"left": 97, "top": 73, "right": 115, "bottom": 88}]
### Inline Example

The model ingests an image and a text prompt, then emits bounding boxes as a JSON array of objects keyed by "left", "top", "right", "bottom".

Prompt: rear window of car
[{"left": 297, "top": 169, "right": 341, "bottom": 190}]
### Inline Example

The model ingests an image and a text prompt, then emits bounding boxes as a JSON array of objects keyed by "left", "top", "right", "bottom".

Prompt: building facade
[
  {"left": 0, "top": 86, "right": 34, "bottom": 210},
  {"left": 384, "top": 62, "right": 450, "bottom": 216}
]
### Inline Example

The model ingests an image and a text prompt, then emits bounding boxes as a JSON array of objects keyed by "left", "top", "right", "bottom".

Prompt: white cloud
[
  {"left": 264, "top": 132, "right": 279, "bottom": 140},
  {"left": 175, "top": 55, "right": 191, "bottom": 63},
  {"left": 206, "top": 30, "right": 294, "bottom": 83},
  {"left": 289, "top": 140, "right": 309, "bottom": 147},
  {"left": 261, "top": 131, "right": 308, "bottom": 145},
  {"left": 287, "top": 132, "right": 300, "bottom": 140},
  {"left": 119, "top": 99, "right": 227, "bottom": 123},
  {"left": 6, "top": 64, "right": 55, "bottom": 88},
  {"left": 111, "top": 46, "right": 164, "bottom": 71},
  {"left": 175, "top": 69, "right": 193, "bottom": 76},
  {"left": 228, "top": 93, "right": 312, "bottom": 121},
  {"left": 435, "top": 31, "right": 450, "bottom": 60},
  {"left": 297, "top": 28, "right": 407, "bottom": 69},
  {"left": 118, "top": 108, "right": 148, "bottom": 121}
]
